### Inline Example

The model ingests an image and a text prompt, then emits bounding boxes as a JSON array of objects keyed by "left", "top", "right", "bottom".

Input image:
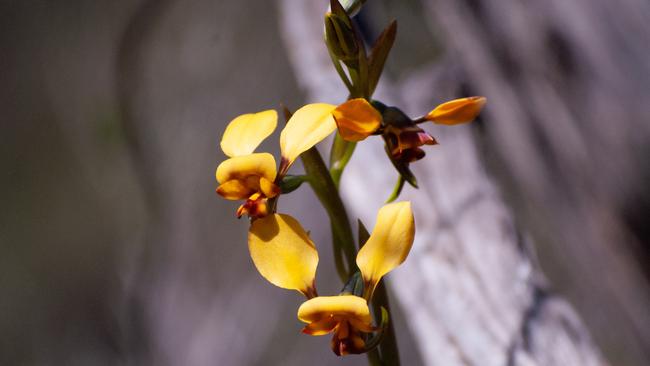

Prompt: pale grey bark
[
  {"left": 279, "top": 1, "right": 608, "bottom": 365},
  {"left": 420, "top": 1, "right": 650, "bottom": 365}
]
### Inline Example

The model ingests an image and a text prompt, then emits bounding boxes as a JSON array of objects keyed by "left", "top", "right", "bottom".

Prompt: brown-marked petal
[
  {"left": 259, "top": 177, "right": 280, "bottom": 198},
  {"left": 302, "top": 318, "right": 339, "bottom": 336},
  {"left": 426, "top": 96, "right": 486, "bottom": 125},
  {"left": 280, "top": 103, "right": 337, "bottom": 165},
  {"left": 297, "top": 295, "right": 372, "bottom": 325},
  {"left": 221, "top": 110, "right": 277, "bottom": 157},
  {"left": 215, "top": 153, "right": 277, "bottom": 184},
  {"left": 216, "top": 180, "right": 254, "bottom": 200},
  {"left": 248, "top": 214, "right": 318, "bottom": 295},
  {"left": 348, "top": 317, "right": 377, "bottom": 333},
  {"left": 332, "top": 98, "right": 382, "bottom": 142},
  {"left": 356, "top": 201, "right": 415, "bottom": 298}
]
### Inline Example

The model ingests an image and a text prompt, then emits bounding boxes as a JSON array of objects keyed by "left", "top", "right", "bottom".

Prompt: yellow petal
[
  {"left": 215, "top": 153, "right": 277, "bottom": 184},
  {"left": 356, "top": 201, "right": 415, "bottom": 298},
  {"left": 280, "top": 103, "right": 337, "bottom": 166},
  {"left": 216, "top": 180, "right": 255, "bottom": 200},
  {"left": 332, "top": 98, "right": 382, "bottom": 142},
  {"left": 297, "top": 295, "right": 371, "bottom": 325},
  {"left": 426, "top": 96, "right": 486, "bottom": 125},
  {"left": 259, "top": 177, "right": 280, "bottom": 198},
  {"left": 302, "top": 318, "right": 339, "bottom": 336},
  {"left": 248, "top": 214, "right": 319, "bottom": 295},
  {"left": 221, "top": 110, "right": 277, "bottom": 157}
]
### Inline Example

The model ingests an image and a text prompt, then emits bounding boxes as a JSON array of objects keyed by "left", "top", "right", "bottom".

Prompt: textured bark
[
  {"left": 279, "top": 1, "right": 609, "bottom": 365},
  {"left": 420, "top": 1, "right": 650, "bottom": 365}
]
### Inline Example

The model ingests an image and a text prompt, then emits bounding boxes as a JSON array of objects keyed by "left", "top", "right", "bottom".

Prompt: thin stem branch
[
  {"left": 413, "top": 116, "right": 428, "bottom": 124},
  {"left": 327, "top": 45, "right": 355, "bottom": 94}
]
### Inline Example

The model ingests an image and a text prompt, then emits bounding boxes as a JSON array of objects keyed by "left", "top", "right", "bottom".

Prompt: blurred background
[{"left": 1, "top": 0, "right": 649, "bottom": 365}]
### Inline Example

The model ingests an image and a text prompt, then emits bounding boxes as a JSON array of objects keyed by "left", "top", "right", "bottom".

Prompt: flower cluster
[
  {"left": 250, "top": 201, "right": 414, "bottom": 355},
  {"left": 213, "top": 0, "right": 486, "bottom": 360},
  {"left": 216, "top": 104, "right": 337, "bottom": 218},
  {"left": 214, "top": 94, "right": 483, "bottom": 355}
]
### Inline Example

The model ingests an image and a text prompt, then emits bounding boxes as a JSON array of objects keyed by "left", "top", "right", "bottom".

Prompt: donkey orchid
[
  {"left": 215, "top": 104, "right": 337, "bottom": 218},
  {"left": 298, "top": 295, "right": 375, "bottom": 356},
  {"left": 247, "top": 201, "right": 415, "bottom": 356},
  {"left": 331, "top": 96, "right": 486, "bottom": 143}
]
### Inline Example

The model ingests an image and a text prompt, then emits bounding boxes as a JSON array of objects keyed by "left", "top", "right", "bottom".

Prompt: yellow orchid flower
[
  {"left": 248, "top": 213, "right": 319, "bottom": 298},
  {"left": 298, "top": 295, "right": 375, "bottom": 356},
  {"left": 356, "top": 201, "right": 415, "bottom": 299},
  {"left": 330, "top": 96, "right": 486, "bottom": 145},
  {"left": 247, "top": 201, "right": 413, "bottom": 355},
  {"left": 216, "top": 110, "right": 281, "bottom": 218},
  {"left": 426, "top": 96, "right": 486, "bottom": 125},
  {"left": 216, "top": 105, "right": 338, "bottom": 218}
]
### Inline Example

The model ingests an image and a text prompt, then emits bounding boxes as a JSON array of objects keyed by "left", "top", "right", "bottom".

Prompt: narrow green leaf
[
  {"left": 368, "top": 20, "right": 397, "bottom": 96},
  {"left": 356, "top": 33, "right": 369, "bottom": 97},
  {"left": 358, "top": 219, "right": 370, "bottom": 247}
]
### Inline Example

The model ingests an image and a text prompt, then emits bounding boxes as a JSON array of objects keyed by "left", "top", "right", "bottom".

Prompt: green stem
[
  {"left": 329, "top": 133, "right": 357, "bottom": 188},
  {"left": 371, "top": 280, "right": 400, "bottom": 366},
  {"left": 385, "top": 175, "right": 405, "bottom": 203},
  {"left": 366, "top": 348, "right": 382, "bottom": 366},
  {"left": 301, "top": 147, "right": 358, "bottom": 281},
  {"left": 348, "top": 67, "right": 362, "bottom": 98},
  {"left": 327, "top": 45, "right": 355, "bottom": 94}
]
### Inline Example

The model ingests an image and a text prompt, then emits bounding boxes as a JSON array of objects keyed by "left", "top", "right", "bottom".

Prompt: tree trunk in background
[
  {"left": 419, "top": 0, "right": 650, "bottom": 365},
  {"left": 279, "top": 0, "right": 647, "bottom": 365}
]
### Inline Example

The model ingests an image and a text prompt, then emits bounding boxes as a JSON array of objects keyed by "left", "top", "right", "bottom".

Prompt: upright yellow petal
[
  {"left": 280, "top": 103, "right": 337, "bottom": 166},
  {"left": 332, "top": 98, "right": 382, "bottom": 142},
  {"left": 221, "top": 110, "right": 277, "bottom": 157},
  {"left": 248, "top": 214, "right": 319, "bottom": 296},
  {"left": 356, "top": 201, "right": 415, "bottom": 298},
  {"left": 297, "top": 295, "right": 371, "bottom": 324},
  {"left": 215, "top": 153, "right": 277, "bottom": 184},
  {"left": 426, "top": 96, "right": 486, "bottom": 125}
]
